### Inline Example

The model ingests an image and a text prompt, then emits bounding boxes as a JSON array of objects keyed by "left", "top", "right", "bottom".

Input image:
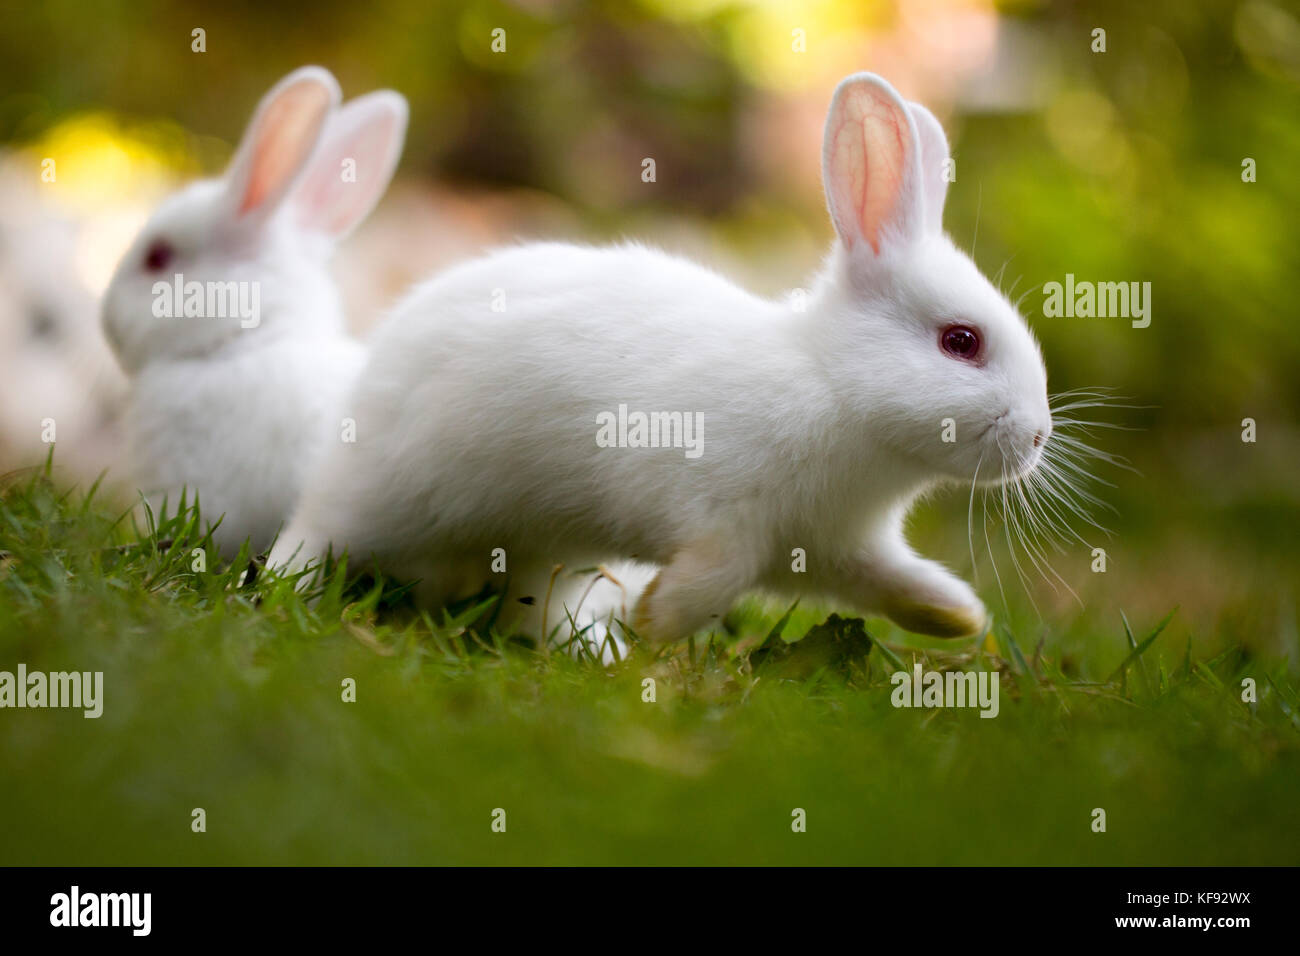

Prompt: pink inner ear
[
  {"left": 238, "top": 83, "right": 332, "bottom": 216},
  {"left": 828, "top": 85, "right": 910, "bottom": 254},
  {"left": 295, "top": 112, "right": 398, "bottom": 237}
]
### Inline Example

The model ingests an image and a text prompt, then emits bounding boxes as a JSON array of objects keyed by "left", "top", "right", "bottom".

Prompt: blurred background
[{"left": 0, "top": 0, "right": 1296, "bottom": 659}]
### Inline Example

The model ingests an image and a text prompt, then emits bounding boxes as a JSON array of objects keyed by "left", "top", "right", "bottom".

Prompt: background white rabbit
[
  {"left": 101, "top": 67, "right": 407, "bottom": 555},
  {"left": 0, "top": 157, "right": 127, "bottom": 482},
  {"left": 270, "top": 72, "right": 1053, "bottom": 645}
]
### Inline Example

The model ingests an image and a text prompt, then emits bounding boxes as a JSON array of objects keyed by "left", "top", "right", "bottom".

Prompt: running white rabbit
[
  {"left": 270, "top": 72, "right": 1052, "bottom": 644},
  {"left": 101, "top": 67, "right": 407, "bottom": 554}
]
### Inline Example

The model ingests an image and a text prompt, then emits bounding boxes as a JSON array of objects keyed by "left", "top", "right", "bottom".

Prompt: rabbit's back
[{"left": 316, "top": 242, "right": 854, "bottom": 566}]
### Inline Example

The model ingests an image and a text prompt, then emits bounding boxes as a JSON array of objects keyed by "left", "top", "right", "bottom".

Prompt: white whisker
[
  {"left": 968, "top": 445, "right": 987, "bottom": 585},
  {"left": 974, "top": 386, "right": 1133, "bottom": 612}
]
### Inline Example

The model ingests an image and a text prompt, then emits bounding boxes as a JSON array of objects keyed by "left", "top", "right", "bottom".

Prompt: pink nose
[{"left": 1033, "top": 432, "right": 1044, "bottom": 448}]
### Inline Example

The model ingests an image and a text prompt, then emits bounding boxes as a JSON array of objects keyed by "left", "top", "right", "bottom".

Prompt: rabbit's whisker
[{"left": 968, "top": 445, "right": 987, "bottom": 585}]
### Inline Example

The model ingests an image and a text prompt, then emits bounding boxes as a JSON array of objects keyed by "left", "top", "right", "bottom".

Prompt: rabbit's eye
[
  {"left": 143, "top": 240, "right": 174, "bottom": 273},
  {"left": 28, "top": 306, "right": 59, "bottom": 342},
  {"left": 940, "top": 324, "right": 981, "bottom": 361}
]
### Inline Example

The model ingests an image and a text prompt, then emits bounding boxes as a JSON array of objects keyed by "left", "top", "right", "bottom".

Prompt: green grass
[{"left": 1, "top": 459, "right": 1298, "bottom": 866}]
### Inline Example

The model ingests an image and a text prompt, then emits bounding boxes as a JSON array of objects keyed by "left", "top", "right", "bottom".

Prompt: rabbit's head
[
  {"left": 102, "top": 66, "right": 407, "bottom": 374},
  {"left": 0, "top": 167, "right": 125, "bottom": 477},
  {"left": 813, "top": 73, "right": 1050, "bottom": 485}
]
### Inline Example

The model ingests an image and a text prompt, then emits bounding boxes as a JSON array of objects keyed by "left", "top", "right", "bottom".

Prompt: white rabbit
[
  {"left": 0, "top": 157, "right": 126, "bottom": 481},
  {"left": 101, "top": 67, "right": 407, "bottom": 555},
  {"left": 270, "top": 73, "right": 1052, "bottom": 644}
]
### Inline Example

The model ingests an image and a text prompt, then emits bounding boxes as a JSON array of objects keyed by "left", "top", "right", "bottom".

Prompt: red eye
[
  {"left": 143, "top": 240, "right": 174, "bottom": 273},
  {"left": 940, "top": 324, "right": 981, "bottom": 361}
]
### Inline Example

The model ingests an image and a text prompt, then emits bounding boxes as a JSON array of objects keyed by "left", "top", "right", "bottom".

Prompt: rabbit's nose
[{"left": 1032, "top": 431, "right": 1044, "bottom": 448}]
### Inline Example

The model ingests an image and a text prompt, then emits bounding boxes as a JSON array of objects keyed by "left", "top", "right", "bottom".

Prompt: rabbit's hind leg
[{"left": 631, "top": 533, "right": 762, "bottom": 646}]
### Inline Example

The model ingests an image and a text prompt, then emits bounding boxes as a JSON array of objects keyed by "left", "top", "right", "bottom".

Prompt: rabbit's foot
[
  {"left": 631, "top": 536, "right": 757, "bottom": 645},
  {"left": 873, "top": 559, "right": 988, "bottom": 638},
  {"left": 825, "top": 548, "right": 987, "bottom": 639}
]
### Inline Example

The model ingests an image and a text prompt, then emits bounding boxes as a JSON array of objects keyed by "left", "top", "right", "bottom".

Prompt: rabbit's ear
[
  {"left": 907, "top": 102, "right": 950, "bottom": 234},
  {"left": 222, "top": 67, "right": 341, "bottom": 227},
  {"left": 822, "top": 74, "right": 926, "bottom": 254},
  {"left": 290, "top": 91, "right": 408, "bottom": 240}
]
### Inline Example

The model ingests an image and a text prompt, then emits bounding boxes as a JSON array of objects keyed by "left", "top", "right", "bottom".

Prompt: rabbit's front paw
[
  {"left": 882, "top": 595, "right": 988, "bottom": 638},
  {"left": 876, "top": 563, "right": 989, "bottom": 638}
]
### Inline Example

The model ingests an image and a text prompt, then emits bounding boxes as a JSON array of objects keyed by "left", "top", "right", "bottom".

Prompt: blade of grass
[
  {"left": 868, "top": 633, "right": 905, "bottom": 672},
  {"left": 1002, "top": 625, "right": 1031, "bottom": 676},
  {"left": 1120, "top": 609, "right": 1153, "bottom": 696},
  {"left": 1106, "top": 607, "right": 1177, "bottom": 685}
]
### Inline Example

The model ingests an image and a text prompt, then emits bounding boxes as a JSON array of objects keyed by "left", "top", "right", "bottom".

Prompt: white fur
[
  {"left": 270, "top": 73, "right": 1052, "bottom": 643},
  {"left": 0, "top": 157, "right": 126, "bottom": 480},
  {"left": 102, "top": 67, "right": 407, "bottom": 554}
]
